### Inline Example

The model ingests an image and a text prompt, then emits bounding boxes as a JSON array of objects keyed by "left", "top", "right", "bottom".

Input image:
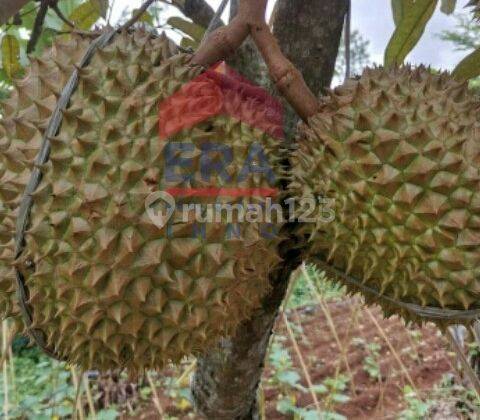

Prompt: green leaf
[
  {"left": 93, "top": 408, "right": 119, "bottom": 420},
  {"left": 65, "top": 0, "right": 101, "bottom": 30},
  {"left": 276, "top": 397, "right": 297, "bottom": 415},
  {"left": 277, "top": 370, "right": 301, "bottom": 387},
  {"left": 168, "top": 16, "right": 205, "bottom": 42},
  {"left": 180, "top": 37, "right": 198, "bottom": 50},
  {"left": 17, "top": 1, "right": 38, "bottom": 29},
  {"left": 384, "top": 0, "right": 438, "bottom": 67},
  {"left": 440, "top": 0, "right": 456, "bottom": 14},
  {"left": 131, "top": 8, "right": 154, "bottom": 24},
  {"left": 45, "top": 0, "right": 83, "bottom": 30},
  {"left": 452, "top": 48, "right": 480, "bottom": 80},
  {"left": 311, "top": 383, "right": 328, "bottom": 394},
  {"left": 391, "top": 0, "right": 406, "bottom": 26},
  {"left": 96, "top": 0, "right": 109, "bottom": 19},
  {"left": 332, "top": 393, "right": 350, "bottom": 403},
  {"left": 1, "top": 35, "right": 21, "bottom": 79}
]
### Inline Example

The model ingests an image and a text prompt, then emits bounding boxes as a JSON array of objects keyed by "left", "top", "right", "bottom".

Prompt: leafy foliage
[
  {"left": 1, "top": 35, "right": 21, "bottom": 79},
  {"left": 439, "top": 12, "right": 480, "bottom": 82},
  {"left": 385, "top": 0, "right": 438, "bottom": 67},
  {"left": 168, "top": 16, "right": 205, "bottom": 49},
  {"left": 64, "top": 0, "right": 103, "bottom": 30},
  {"left": 0, "top": 347, "right": 76, "bottom": 419},
  {"left": 399, "top": 386, "right": 432, "bottom": 419},
  {"left": 440, "top": 13, "right": 480, "bottom": 51},
  {"left": 268, "top": 338, "right": 349, "bottom": 419},
  {"left": 288, "top": 264, "right": 345, "bottom": 309},
  {"left": 363, "top": 343, "right": 382, "bottom": 381},
  {"left": 452, "top": 47, "right": 480, "bottom": 80}
]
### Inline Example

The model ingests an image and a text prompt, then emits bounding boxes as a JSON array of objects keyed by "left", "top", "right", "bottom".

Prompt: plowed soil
[
  {"left": 265, "top": 299, "right": 456, "bottom": 419},
  {"left": 140, "top": 298, "right": 462, "bottom": 419}
]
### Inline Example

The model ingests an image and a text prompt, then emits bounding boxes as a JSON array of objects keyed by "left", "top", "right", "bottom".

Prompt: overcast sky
[{"left": 113, "top": 0, "right": 473, "bottom": 72}]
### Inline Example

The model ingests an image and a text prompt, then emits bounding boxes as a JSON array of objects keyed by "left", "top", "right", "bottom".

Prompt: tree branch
[
  {"left": 0, "top": 0, "right": 30, "bottom": 25},
  {"left": 191, "top": 0, "right": 267, "bottom": 67},
  {"left": 51, "top": 3, "right": 75, "bottom": 28},
  {"left": 119, "top": 0, "right": 157, "bottom": 31},
  {"left": 203, "top": 0, "right": 229, "bottom": 38},
  {"left": 250, "top": 22, "right": 319, "bottom": 121},
  {"left": 26, "top": 0, "right": 52, "bottom": 54},
  {"left": 161, "top": 0, "right": 221, "bottom": 29},
  {"left": 271, "top": 0, "right": 348, "bottom": 134}
]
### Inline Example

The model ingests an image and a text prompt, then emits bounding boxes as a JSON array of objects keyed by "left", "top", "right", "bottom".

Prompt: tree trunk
[{"left": 191, "top": 1, "right": 348, "bottom": 419}]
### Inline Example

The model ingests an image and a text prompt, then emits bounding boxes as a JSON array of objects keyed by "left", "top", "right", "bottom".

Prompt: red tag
[{"left": 159, "top": 62, "right": 284, "bottom": 141}]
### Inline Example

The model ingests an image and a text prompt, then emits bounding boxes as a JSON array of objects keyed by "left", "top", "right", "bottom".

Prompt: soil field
[{"left": 139, "top": 298, "right": 469, "bottom": 419}]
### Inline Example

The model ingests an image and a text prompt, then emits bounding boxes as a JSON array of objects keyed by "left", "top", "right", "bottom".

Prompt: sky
[{"left": 112, "top": 0, "right": 473, "bottom": 72}]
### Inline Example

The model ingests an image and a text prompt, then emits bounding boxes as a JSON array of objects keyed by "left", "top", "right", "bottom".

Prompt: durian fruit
[
  {"left": 0, "top": 35, "right": 92, "bottom": 327},
  {"left": 290, "top": 65, "right": 480, "bottom": 324},
  {"left": 466, "top": 0, "right": 480, "bottom": 20},
  {"left": 8, "top": 30, "right": 283, "bottom": 371}
]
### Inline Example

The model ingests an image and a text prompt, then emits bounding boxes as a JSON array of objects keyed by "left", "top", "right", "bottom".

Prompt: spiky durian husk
[
  {"left": 467, "top": 0, "right": 480, "bottom": 20},
  {"left": 10, "top": 30, "right": 283, "bottom": 371},
  {"left": 0, "top": 35, "right": 94, "bottom": 329},
  {"left": 290, "top": 66, "right": 480, "bottom": 324}
]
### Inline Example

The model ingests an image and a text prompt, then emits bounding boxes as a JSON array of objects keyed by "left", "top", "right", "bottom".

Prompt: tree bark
[
  {"left": 272, "top": 0, "right": 348, "bottom": 134},
  {"left": 191, "top": 1, "right": 348, "bottom": 419}
]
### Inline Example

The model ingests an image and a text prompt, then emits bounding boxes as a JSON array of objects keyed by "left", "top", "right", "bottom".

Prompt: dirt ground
[
  {"left": 265, "top": 299, "right": 457, "bottom": 419},
  {"left": 139, "top": 298, "right": 465, "bottom": 419}
]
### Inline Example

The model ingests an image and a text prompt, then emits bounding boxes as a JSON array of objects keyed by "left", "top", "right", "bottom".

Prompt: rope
[{"left": 314, "top": 259, "right": 480, "bottom": 322}]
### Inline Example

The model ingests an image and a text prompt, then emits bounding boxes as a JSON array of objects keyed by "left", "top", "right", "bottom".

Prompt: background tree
[
  {"left": 335, "top": 29, "right": 371, "bottom": 78},
  {"left": 440, "top": 10, "right": 480, "bottom": 88}
]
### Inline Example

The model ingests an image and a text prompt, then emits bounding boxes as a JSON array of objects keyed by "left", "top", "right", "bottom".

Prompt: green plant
[
  {"left": 0, "top": 350, "right": 75, "bottom": 419},
  {"left": 399, "top": 386, "right": 431, "bottom": 420},
  {"left": 269, "top": 337, "right": 350, "bottom": 419},
  {"left": 289, "top": 265, "right": 345, "bottom": 309},
  {"left": 322, "top": 375, "right": 350, "bottom": 406},
  {"left": 363, "top": 343, "right": 382, "bottom": 381}
]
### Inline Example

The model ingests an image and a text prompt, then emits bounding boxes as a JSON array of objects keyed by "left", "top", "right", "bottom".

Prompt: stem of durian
[
  {"left": 191, "top": 0, "right": 268, "bottom": 67},
  {"left": 250, "top": 22, "right": 320, "bottom": 121}
]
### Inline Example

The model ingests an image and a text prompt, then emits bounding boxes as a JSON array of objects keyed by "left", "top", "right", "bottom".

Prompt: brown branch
[
  {"left": 250, "top": 23, "right": 319, "bottom": 121},
  {"left": 0, "top": 0, "right": 29, "bottom": 25},
  {"left": 203, "top": 0, "right": 229, "bottom": 38},
  {"left": 52, "top": 29, "right": 102, "bottom": 37},
  {"left": 26, "top": 0, "right": 52, "bottom": 54},
  {"left": 162, "top": 0, "right": 220, "bottom": 29},
  {"left": 191, "top": 0, "right": 267, "bottom": 67},
  {"left": 51, "top": 3, "right": 75, "bottom": 28},
  {"left": 118, "top": 0, "right": 157, "bottom": 31}
]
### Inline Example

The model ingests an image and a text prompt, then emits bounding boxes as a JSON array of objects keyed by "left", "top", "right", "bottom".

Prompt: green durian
[
  {"left": 290, "top": 66, "right": 480, "bottom": 324},
  {"left": 0, "top": 34, "right": 93, "bottom": 330},
  {"left": 2, "top": 30, "right": 283, "bottom": 371}
]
